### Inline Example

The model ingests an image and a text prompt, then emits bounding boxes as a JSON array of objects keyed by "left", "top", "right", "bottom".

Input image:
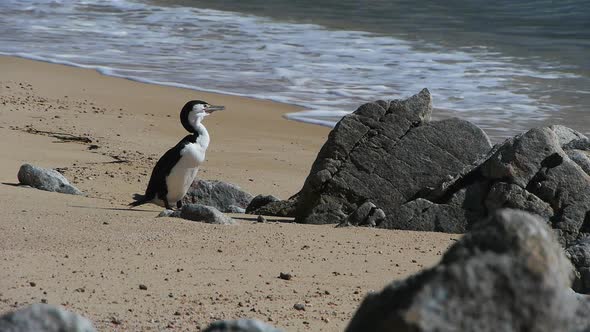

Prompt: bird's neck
[{"left": 193, "top": 122, "right": 210, "bottom": 149}]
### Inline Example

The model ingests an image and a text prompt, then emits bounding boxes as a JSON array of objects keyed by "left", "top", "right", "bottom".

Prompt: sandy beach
[{"left": 0, "top": 56, "right": 459, "bottom": 331}]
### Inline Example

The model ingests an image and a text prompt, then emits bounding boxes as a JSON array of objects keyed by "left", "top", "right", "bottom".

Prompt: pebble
[
  {"left": 29, "top": 282, "right": 36, "bottom": 287},
  {"left": 139, "top": 284, "right": 147, "bottom": 290},
  {"left": 257, "top": 215, "right": 267, "bottom": 223},
  {"left": 293, "top": 303, "right": 305, "bottom": 311},
  {"left": 279, "top": 272, "right": 292, "bottom": 280}
]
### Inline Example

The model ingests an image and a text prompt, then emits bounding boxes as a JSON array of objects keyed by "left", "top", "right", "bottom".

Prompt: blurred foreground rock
[
  {"left": 0, "top": 304, "right": 95, "bottom": 332},
  {"left": 345, "top": 209, "right": 590, "bottom": 332},
  {"left": 203, "top": 319, "right": 283, "bottom": 332}
]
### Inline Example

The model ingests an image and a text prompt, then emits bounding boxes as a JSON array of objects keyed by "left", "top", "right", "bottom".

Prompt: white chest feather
[{"left": 165, "top": 143, "right": 206, "bottom": 203}]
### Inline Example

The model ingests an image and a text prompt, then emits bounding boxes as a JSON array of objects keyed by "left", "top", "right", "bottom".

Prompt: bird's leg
[
  {"left": 176, "top": 200, "right": 183, "bottom": 210},
  {"left": 164, "top": 198, "right": 172, "bottom": 211}
]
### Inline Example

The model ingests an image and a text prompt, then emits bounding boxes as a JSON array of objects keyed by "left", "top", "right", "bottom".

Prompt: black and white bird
[{"left": 129, "top": 100, "right": 224, "bottom": 210}]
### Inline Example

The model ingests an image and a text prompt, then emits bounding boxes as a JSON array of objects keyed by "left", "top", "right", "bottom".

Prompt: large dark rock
[
  {"left": 426, "top": 126, "right": 590, "bottom": 245},
  {"left": 0, "top": 304, "right": 95, "bottom": 332},
  {"left": 380, "top": 198, "right": 469, "bottom": 233},
  {"left": 17, "top": 164, "right": 82, "bottom": 195},
  {"left": 295, "top": 89, "right": 492, "bottom": 225},
  {"left": 182, "top": 179, "right": 253, "bottom": 213},
  {"left": 345, "top": 209, "right": 588, "bottom": 332}
]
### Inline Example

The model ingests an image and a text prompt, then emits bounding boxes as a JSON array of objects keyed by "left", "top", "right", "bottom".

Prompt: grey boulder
[
  {"left": 182, "top": 179, "right": 253, "bottom": 213},
  {"left": 345, "top": 209, "right": 588, "bottom": 332},
  {"left": 0, "top": 304, "right": 95, "bottom": 332},
  {"left": 17, "top": 164, "right": 82, "bottom": 195},
  {"left": 380, "top": 198, "right": 469, "bottom": 233},
  {"left": 203, "top": 319, "right": 283, "bottom": 332},
  {"left": 294, "top": 89, "right": 491, "bottom": 226},
  {"left": 425, "top": 126, "right": 590, "bottom": 245},
  {"left": 159, "top": 204, "right": 235, "bottom": 225}
]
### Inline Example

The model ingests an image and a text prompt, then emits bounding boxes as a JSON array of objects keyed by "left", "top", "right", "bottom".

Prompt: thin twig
[{"left": 24, "top": 128, "right": 92, "bottom": 143}]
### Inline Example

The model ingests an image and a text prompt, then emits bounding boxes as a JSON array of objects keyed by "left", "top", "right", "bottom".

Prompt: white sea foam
[{"left": 0, "top": 0, "right": 586, "bottom": 139}]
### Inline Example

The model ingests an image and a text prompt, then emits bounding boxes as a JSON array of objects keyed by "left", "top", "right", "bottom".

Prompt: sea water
[{"left": 0, "top": 0, "right": 588, "bottom": 140}]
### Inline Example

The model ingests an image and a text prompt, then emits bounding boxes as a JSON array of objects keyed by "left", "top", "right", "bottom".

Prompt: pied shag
[{"left": 129, "top": 100, "right": 224, "bottom": 210}]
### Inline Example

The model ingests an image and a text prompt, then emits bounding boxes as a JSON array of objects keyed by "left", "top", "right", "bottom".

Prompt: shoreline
[{"left": 0, "top": 52, "right": 317, "bottom": 118}]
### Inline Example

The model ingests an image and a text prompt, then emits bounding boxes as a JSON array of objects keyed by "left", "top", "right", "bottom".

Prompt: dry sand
[{"left": 0, "top": 56, "right": 459, "bottom": 331}]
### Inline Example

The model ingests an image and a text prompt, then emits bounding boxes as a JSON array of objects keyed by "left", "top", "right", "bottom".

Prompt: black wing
[{"left": 143, "top": 134, "right": 197, "bottom": 201}]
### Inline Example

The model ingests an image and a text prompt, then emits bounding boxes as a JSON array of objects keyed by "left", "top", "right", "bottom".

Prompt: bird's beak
[{"left": 205, "top": 105, "right": 225, "bottom": 114}]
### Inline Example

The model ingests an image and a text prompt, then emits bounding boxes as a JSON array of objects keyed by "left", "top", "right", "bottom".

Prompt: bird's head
[{"left": 180, "top": 100, "right": 225, "bottom": 133}]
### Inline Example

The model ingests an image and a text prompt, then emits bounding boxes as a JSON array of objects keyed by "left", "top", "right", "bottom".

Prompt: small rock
[
  {"left": 157, "top": 209, "right": 179, "bottom": 218},
  {"left": 203, "top": 319, "right": 283, "bottom": 332},
  {"left": 178, "top": 204, "right": 235, "bottom": 224},
  {"left": 139, "top": 284, "right": 147, "bottom": 290},
  {"left": 29, "top": 282, "right": 36, "bottom": 287},
  {"left": 246, "top": 195, "right": 280, "bottom": 213},
  {"left": 257, "top": 215, "right": 267, "bottom": 223},
  {"left": 279, "top": 272, "right": 292, "bottom": 280},
  {"left": 227, "top": 205, "right": 246, "bottom": 213},
  {"left": 566, "top": 238, "right": 590, "bottom": 293},
  {"left": 246, "top": 194, "right": 298, "bottom": 217},
  {"left": 17, "top": 164, "right": 83, "bottom": 195},
  {"left": 293, "top": 303, "right": 305, "bottom": 311}
]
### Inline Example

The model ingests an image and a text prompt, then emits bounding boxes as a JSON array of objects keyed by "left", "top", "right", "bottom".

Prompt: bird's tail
[{"left": 129, "top": 193, "right": 151, "bottom": 207}]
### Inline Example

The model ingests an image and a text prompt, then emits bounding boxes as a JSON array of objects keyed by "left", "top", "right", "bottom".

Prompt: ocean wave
[{"left": 0, "top": 0, "right": 588, "bottom": 139}]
